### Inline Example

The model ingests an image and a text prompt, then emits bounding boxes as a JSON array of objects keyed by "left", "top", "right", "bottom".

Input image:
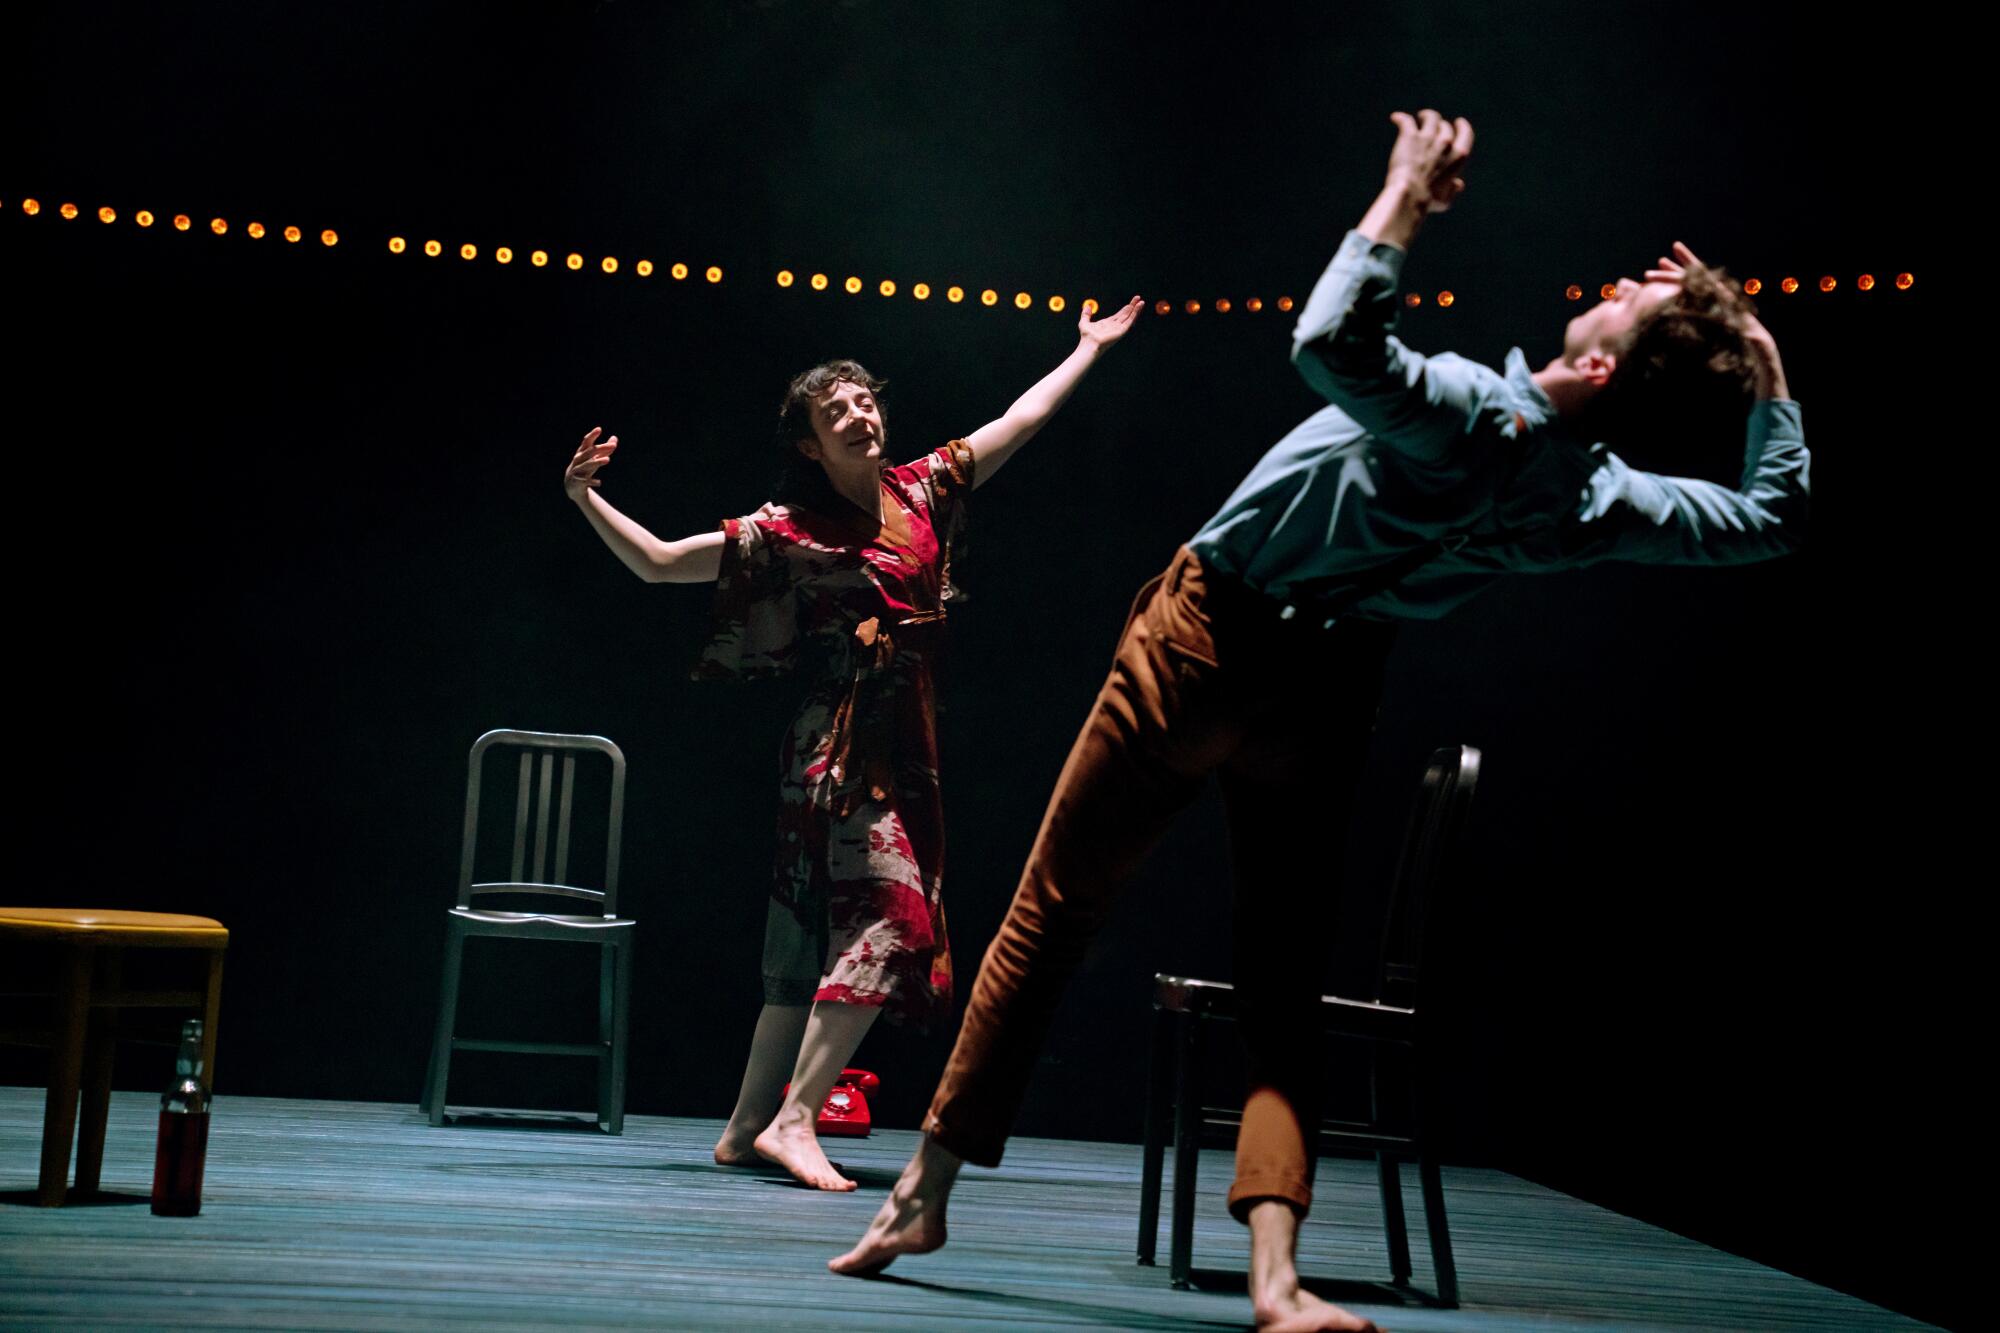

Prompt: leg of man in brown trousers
[{"left": 833, "top": 548, "right": 1393, "bottom": 1332}]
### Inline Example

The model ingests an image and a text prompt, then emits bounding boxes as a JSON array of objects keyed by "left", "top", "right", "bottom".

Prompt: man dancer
[{"left": 833, "top": 109, "right": 1808, "bottom": 1333}]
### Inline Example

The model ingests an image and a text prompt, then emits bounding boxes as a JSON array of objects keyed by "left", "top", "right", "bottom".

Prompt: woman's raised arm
[
  {"left": 565, "top": 426, "right": 725, "bottom": 583},
  {"left": 962, "top": 296, "right": 1143, "bottom": 488}
]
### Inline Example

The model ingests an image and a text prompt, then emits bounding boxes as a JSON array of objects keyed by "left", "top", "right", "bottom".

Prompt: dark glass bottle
[{"left": 150, "top": 1019, "right": 210, "bottom": 1217}]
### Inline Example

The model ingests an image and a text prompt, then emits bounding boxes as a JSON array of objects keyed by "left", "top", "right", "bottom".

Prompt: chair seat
[
  {"left": 0, "top": 908, "right": 228, "bottom": 948},
  {"left": 449, "top": 908, "right": 634, "bottom": 930},
  {"left": 1153, "top": 973, "right": 1415, "bottom": 1041}
]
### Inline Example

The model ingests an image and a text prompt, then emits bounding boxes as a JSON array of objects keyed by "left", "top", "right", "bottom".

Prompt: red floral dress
[{"left": 693, "top": 441, "right": 973, "bottom": 1031}]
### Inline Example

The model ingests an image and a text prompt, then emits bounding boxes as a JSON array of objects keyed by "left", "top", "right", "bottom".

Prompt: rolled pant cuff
[
  {"left": 1227, "top": 1175, "right": 1313, "bottom": 1221},
  {"left": 920, "top": 1112, "right": 1005, "bottom": 1169}
]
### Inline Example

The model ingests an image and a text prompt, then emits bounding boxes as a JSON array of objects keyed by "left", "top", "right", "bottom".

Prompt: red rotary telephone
[{"left": 784, "top": 1068, "right": 880, "bottom": 1137}]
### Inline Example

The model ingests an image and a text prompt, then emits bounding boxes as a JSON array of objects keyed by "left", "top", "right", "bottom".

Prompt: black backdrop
[{"left": 7, "top": 3, "right": 1964, "bottom": 1326}]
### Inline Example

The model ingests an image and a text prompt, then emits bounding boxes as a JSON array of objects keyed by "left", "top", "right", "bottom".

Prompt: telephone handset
[{"left": 783, "top": 1067, "right": 879, "bottom": 1138}]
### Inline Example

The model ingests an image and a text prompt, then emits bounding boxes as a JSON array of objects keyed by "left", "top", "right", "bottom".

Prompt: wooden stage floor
[{"left": 0, "top": 1089, "right": 1924, "bottom": 1330}]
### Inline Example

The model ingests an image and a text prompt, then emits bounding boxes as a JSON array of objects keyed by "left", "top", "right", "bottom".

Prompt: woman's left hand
[{"left": 1078, "top": 295, "right": 1144, "bottom": 350}]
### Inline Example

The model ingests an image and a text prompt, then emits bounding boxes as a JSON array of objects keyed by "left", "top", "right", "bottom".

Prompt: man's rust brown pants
[{"left": 923, "top": 546, "right": 1396, "bottom": 1218}]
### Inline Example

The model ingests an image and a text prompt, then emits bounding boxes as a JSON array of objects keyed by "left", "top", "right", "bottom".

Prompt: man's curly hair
[{"left": 1588, "top": 263, "right": 1762, "bottom": 481}]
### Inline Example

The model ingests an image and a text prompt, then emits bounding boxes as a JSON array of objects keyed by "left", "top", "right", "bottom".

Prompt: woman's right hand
[{"left": 565, "top": 426, "right": 618, "bottom": 502}]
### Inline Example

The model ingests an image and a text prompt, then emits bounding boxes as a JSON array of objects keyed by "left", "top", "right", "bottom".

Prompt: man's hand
[
  {"left": 1358, "top": 109, "right": 1473, "bottom": 250},
  {"left": 1644, "top": 242, "right": 1790, "bottom": 399},
  {"left": 1385, "top": 109, "right": 1474, "bottom": 214}
]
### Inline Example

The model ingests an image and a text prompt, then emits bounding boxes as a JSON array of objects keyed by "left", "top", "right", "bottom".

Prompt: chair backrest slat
[
  {"left": 530, "top": 751, "right": 556, "bottom": 884},
  {"left": 553, "top": 754, "right": 577, "bottom": 886},
  {"left": 508, "top": 752, "right": 534, "bottom": 885}
]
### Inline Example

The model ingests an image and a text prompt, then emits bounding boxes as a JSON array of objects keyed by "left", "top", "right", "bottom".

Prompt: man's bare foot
[
  {"left": 829, "top": 1134, "right": 963, "bottom": 1275},
  {"left": 1247, "top": 1198, "right": 1382, "bottom": 1332},
  {"left": 1251, "top": 1283, "right": 1381, "bottom": 1333},
  {"left": 753, "top": 1121, "right": 855, "bottom": 1191}
]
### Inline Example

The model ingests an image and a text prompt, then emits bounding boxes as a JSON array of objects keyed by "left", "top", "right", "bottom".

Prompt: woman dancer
[{"left": 562, "top": 297, "right": 1142, "bottom": 1189}]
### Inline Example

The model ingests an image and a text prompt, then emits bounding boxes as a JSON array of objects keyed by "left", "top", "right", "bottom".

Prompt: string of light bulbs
[{"left": 5, "top": 195, "right": 1917, "bottom": 313}]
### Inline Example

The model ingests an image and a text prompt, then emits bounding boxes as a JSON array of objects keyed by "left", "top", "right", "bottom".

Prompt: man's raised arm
[{"left": 1291, "top": 111, "right": 1482, "bottom": 466}]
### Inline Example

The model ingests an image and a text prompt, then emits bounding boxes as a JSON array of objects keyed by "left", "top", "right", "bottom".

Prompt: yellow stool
[{"left": 0, "top": 908, "right": 227, "bottom": 1206}]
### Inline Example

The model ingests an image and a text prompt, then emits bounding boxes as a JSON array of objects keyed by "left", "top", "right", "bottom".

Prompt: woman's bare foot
[
  {"left": 1247, "top": 1199, "right": 1382, "bottom": 1332},
  {"left": 713, "top": 1130, "right": 762, "bottom": 1167},
  {"left": 829, "top": 1134, "right": 962, "bottom": 1275},
  {"left": 753, "top": 1119, "right": 856, "bottom": 1190}
]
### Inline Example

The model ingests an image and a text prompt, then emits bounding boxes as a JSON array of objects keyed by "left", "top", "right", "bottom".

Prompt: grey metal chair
[
  {"left": 421, "top": 729, "right": 635, "bottom": 1133},
  {"left": 1136, "top": 744, "right": 1481, "bottom": 1307}
]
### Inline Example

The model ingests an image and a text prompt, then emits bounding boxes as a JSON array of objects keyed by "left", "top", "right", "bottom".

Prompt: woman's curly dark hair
[
  {"left": 771, "top": 359, "right": 889, "bottom": 510},
  {"left": 1587, "top": 264, "right": 1763, "bottom": 482}
]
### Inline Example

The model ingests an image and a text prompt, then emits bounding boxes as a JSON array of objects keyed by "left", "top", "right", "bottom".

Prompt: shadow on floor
[
  {"left": 0, "top": 1188, "right": 150, "bottom": 1208},
  {"left": 864, "top": 1271, "right": 1246, "bottom": 1330}
]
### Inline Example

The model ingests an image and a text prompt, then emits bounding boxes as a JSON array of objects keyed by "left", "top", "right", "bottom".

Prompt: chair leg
[
  {"left": 1167, "top": 1009, "right": 1200, "bottom": 1290},
  {"left": 73, "top": 1004, "right": 119, "bottom": 1196},
  {"left": 1419, "top": 1155, "right": 1459, "bottom": 1308},
  {"left": 1136, "top": 1003, "right": 1172, "bottom": 1265},
  {"left": 1377, "top": 1153, "right": 1412, "bottom": 1285},
  {"left": 39, "top": 946, "right": 94, "bottom": 1206},
  {"left": 425, "top": 929, "right": 466, "bottom": 1126},
  {"left": 600, "top": 937, "right": 632, "bottom": 1135},
  {"left": 199, "top": 948, "right": 226, "bottom": 1091}
]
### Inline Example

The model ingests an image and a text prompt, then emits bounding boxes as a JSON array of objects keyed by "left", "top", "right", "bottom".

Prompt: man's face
[
  {"left": 1562, "top": 277, "right": 1679, "bottom": 364},
  {"left": 800, "top": 379, "right": 885, "bottom": 467}
]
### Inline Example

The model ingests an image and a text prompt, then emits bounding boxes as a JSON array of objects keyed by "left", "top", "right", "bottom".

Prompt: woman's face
[{"left": 798, "top": 379, "right": 886, "bottom": 479}]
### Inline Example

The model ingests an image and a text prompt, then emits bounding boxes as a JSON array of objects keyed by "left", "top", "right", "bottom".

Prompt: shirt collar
[{"left": 1503, "top": 347, "right": 1556, "bottom": 429}]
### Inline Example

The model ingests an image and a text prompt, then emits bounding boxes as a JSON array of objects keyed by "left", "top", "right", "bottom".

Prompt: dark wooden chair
[
  {"left": 1135, "top": 744, "right": 1481, "bottom": 1306},
  {"left": 0, "top": 908, "right": 227, "bottom": 1205},
  {"left": 420, "top": 729, "right": 635, "bottom": 1133}
]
